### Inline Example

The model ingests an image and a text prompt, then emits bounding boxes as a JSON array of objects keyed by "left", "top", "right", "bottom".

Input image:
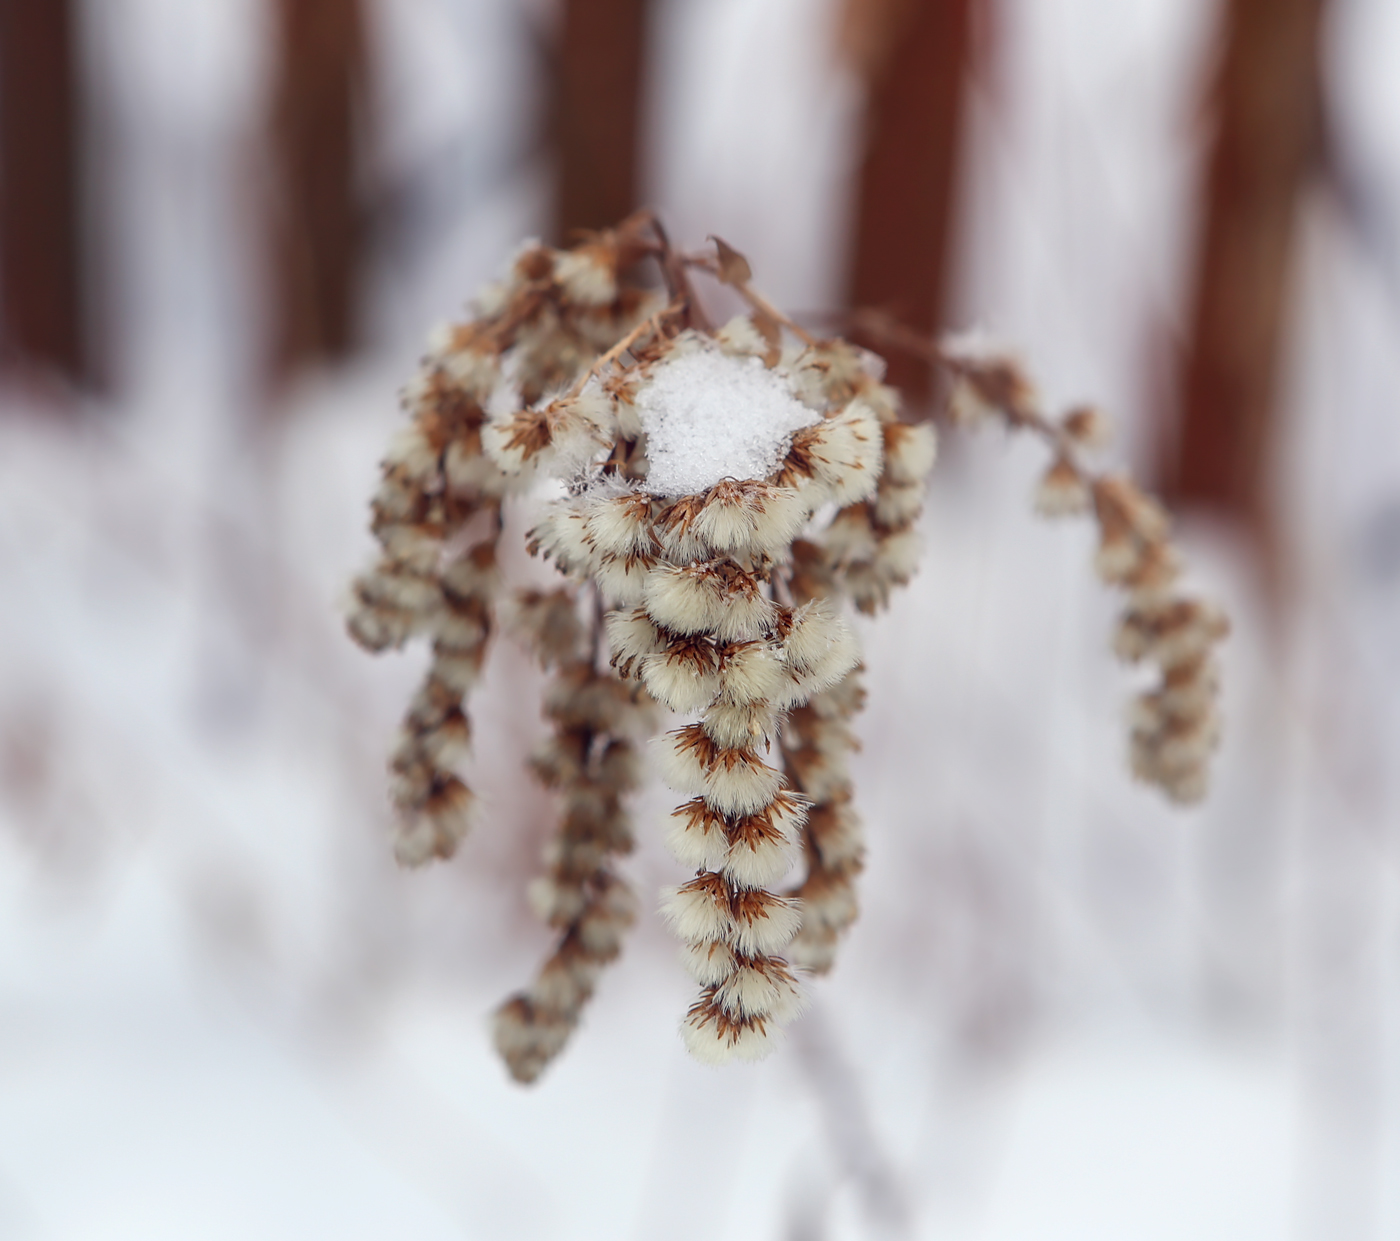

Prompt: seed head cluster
[{"left": 347, "top": 220, "right": 1229, "bottom": 1084}]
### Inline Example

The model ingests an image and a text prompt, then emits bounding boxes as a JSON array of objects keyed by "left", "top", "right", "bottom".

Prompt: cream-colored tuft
[
  {"left": 692, "top": 482, "right": 809, "bottom": 559},
  {"left": 383, "top": 423, "right": 440, "bottom": 484},
  {"left": 606, "top": 608, "right": 665, "bottom": 676},
  {"left": 718, "top": 641, "right": 787, "bottom": 705},
  {"left": 712, "top": 589, "right": 776, "bottom": 643},
  {"left": 378, "top": 523, "right": 444, "bottom": 574},
  {"left": 721, "top": 827, "right": 793, "bottom": 890},
  {"left": 665, "top": 802, "right": 730, "bottom": 871},
  {"left": 821, "top": 507, "right": 879, "bottom": 566},
  {"left": 438, "top": 342, "right": 500, "bottom": 400},
  {"left": 529, "top": 503, "right": 593, "bottom": 576},
  {"left": 661, "top": 879, "right": 733, "bottom": 945},
  {"left": 714, "top": 960, "right": 804, "bottom": 1022},
  {"left": 715, "top": 314, "right": 769, "bottom": 359},
  {"left": 680, "top": 940, "right": 738, "bottom": 987},
  {"left": 701, "top": 699, "right": 778, "bottom": 748},
  {"left": 681, "top": 1005, "right": 778, "bottom": 1064},
  {"left": 728, "top": 891, "right": 802, "bottom": 956},
  {"left": 593, "top": 553, "right": 654, "bottom": 607},
  {"left": 642, "top": 565, "right": 727, "bottom": 635},
  {"left": 882, "top": 421, "right": 937, "bottom": 485},
  {"left": 875, "top": 528, "right": 923, "bottom": 584},
  {"left": 702, "top": 753, "right": 782, "bottom": 816},
  {"left": 874, "top": 480, "right": 926, "bottom": 528},
  {"left": 641, "top": 651, "right": 720, "bottom": 714},
  {"left": 776, "top": 603, "right": 860, "bottom": 707},
  {"left": 444, "top": 441, "right": 512, "bottom": 497},
  {"left": 806, "top": 400, "right": 884, "bottom": 506},
  {"left": 527, "top": 876, "right": 587, "bottom": 925},
  {"left": 583, "top": 491, "right": 656, "bottom": 559},
  {"left": 653, "top": 730, "right": 711, "bottom": 798},
  {"left": 430, "top": 649, "right": 486, "bottom": 695},
  {"left": 553, "top": 247, "right": 617, "bottom": 306},
  {"left": 483, "top": 394, "right": 614, "bottom": 479}
]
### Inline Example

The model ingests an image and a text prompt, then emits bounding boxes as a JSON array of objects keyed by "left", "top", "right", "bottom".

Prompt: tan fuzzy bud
[
  {"left": 714, "top": 956, "right": 803, "bottom": 1021},
  {"left": 661, "top": 872, "right": 734, "bottom": 945},
  {"left": 582, "top": 490, "right": 657, "bottom": 560},
  {"left": 881, "top": 421, "right": 937, "bottom": 486},
  {"left": 681, "top": 939, "right": 739, "bottom": 986},
  {"left": 493, "top": 997, "right": 574, "bottom": 1085},
  {"left": 692, "top": 480, "right": 809, "bottom": 559},
  {"left": 377, "top": 522, "right": 445, "bottom": 574},
  {"left": 430, "top": 643, "right": 487, "bottom": 694},
  {"left": 873, "top": 481, "right": 926, "bottom": 529},
  {"left": 654, "top": 726, "right": 783, "bottom": 816},
  {"left": 382, "top": 423, "right": 441, "bottom": 484},
  {"left": 681, "top": 997, "right": 777, "bottom": 1064},
  {"left": 1034, "top": 457, "right": 1091, "bottom": 517},
  {"left": 722, "top": 804, "right": 801, "bottom": 889},
  {"left": 506, "top": 588, "right": 583, "bottom": 668},
  {"left": 795, "top": 867, "right": 859, "bottom": 934},
  {"left": 666, "top": 799, "right": 731, "bottom": 871},
  {"left": 346, "top": 600, "right": 417, "bottom": 652},
  {"left": 790, "top": 399, "right": 884, "bottom": 506},
  {"left": 528, "top": 502, "right": 593, "bottom": 577},
  {"left": 640, "top": 637, "right": 721, "bottom": 714},
  {"left": 701, "top": 699, "right": 780, "bottom": 748},
  {"left": 642, "top": 563, "right": 729, "bottom": 635},
  {"left": 593, "top": 550, "right": 657, "bottom": 607},
  {"left": 822, "top": 505, "right": 881, "bottom": 566},
  {"left": 605, "top": 607, "right": 665, "bottom": 677},
  {"left": 728, "top": 888, "right": 803, "bottom": 956},
  {"left": 1062, "top": 404, "right": 1110, "bottom": 448},
  {"left": 717, "top": 641, "right": 787, "bottom": 706},
  {"left": 715, "top": 314, "right": 771, "bottom": 360},
  {"left": 553, "top": 245, "right": 618, "bottom": 306}
]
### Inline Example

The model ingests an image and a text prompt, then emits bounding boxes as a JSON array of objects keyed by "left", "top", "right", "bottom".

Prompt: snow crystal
[{"left": 636, "top": 345, "right": 820, "bottom": 497}]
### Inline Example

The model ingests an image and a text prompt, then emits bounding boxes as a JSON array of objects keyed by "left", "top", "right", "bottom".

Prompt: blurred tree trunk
[
  {"left": 552, "top": 0, "right": 649, "bottom": 240},
  {"left": 844, "top": 0, "right": 975, "bottom": 408},
  {"left": 269, "top": 0, "right": 368, "bottom": 374},
  {"left": 0, "top": 0, "right": 86, "bottom": 385},
  {"left": 1167, "top": 0, "right": 1327, "bottom": 559}
]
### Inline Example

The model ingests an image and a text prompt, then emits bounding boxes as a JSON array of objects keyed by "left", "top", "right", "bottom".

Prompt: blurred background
[{"left": 1, "top": 0, "right": 1399, "bottom": 1237}]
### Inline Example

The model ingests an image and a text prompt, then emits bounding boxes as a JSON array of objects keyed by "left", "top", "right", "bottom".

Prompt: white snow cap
[{"left": 636, "top": 342, "right": 820, "bottom": 497}]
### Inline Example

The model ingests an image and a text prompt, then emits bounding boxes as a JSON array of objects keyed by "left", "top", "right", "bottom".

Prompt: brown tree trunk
[
  {"left": 269, "top": 0, "right": 368, "bottom": 374},
  {"left": 551, "top": 0, "right": 649, "bottom": 241},
  {"left": 1168, "top": 0, "right": 1327, "bottom": 553},
  {"left": 0, "top": 0, "right": 85, "bottom": 384},
  {"left": 844, "top": 0, "right": 975, "bottom": 408}
]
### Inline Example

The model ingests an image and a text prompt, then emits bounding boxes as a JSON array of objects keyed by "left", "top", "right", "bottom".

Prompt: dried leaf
[{"left": 710, "top": 236, "right": 753, "bottom": 287}]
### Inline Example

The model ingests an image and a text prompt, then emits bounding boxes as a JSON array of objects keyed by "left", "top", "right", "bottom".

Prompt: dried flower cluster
[
  {"left": 493, "top": 589, "right": 654, "bottom": 1082},
  {"left": 346, "top": 218, "right": 657, "bottom": 865},
  {"left": 931, "top": 331, "right": 1230, "bottom": 803},
  {"left": 348, "top": 217, "right": 1227, "bottom": 1084}
]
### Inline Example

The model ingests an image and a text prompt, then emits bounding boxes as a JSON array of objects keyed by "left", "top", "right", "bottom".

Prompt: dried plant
[
  {"left": 853, "top": 312, "right": 1231, "bottom": 805},
  {"left": 347, "top": 214, "right": 1228, "bottom": 1082}
]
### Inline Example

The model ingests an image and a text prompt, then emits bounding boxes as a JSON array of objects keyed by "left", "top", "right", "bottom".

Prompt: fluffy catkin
[
  {"left": 939, "top": 338, "right": 1229, "bottom": 803},
  {"left": 774, "top": 342, "right": 935, "bottom": 970},
  {"left": 782, "top": 676, "right": 868, "bottom": 971},
  {"left": 347, "top": 326, "right": 506, "bottom": 865},
  {"left": 638, "top": 521, "right": 819, "bottom": 1059},
  {"left": 494, "top": 588, "right": 654, "bottom": 1083},
  {"left": 348, "top": 221, "right": 658, "bottom": 865}
]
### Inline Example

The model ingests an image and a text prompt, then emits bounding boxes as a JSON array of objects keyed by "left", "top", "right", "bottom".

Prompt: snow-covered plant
[{"left": 347, "top": 215, "right": 1227, "bottom": 1083}]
